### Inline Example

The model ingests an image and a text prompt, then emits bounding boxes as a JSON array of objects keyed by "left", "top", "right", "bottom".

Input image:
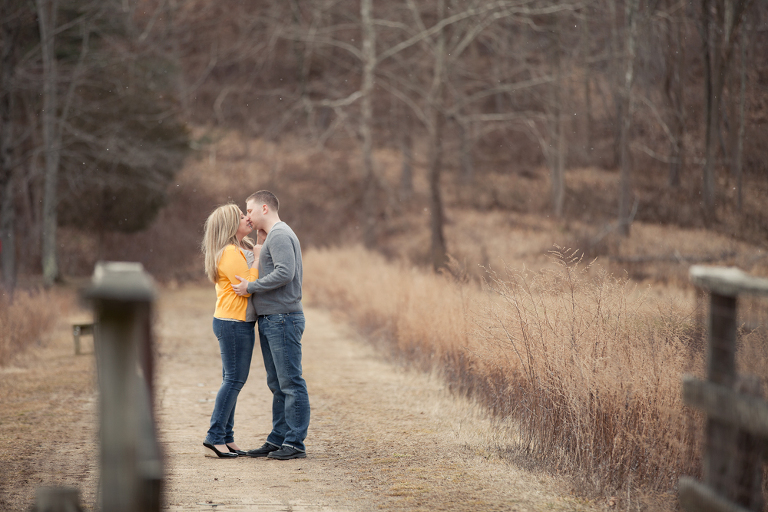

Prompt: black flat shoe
[
  {"left": 227, "top": 444, "right": 246, "bottom": 456},
  {"left": 203, "top": 442, "right": 238, "bottom": 458}
]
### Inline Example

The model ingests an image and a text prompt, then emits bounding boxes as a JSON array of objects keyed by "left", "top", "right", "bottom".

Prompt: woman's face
[{"left": 235, "top": 210, "right": 251, "bottom": 240}]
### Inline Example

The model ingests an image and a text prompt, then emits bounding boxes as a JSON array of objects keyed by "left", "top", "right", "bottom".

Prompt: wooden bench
[{"left": 72, "top": 321, "right": 95, "bottom": 355}]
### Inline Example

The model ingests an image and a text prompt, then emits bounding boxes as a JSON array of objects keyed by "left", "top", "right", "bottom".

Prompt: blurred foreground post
[
  {"left": 32, "top": 487, "right": 82, "bottom": 512},
  {"left": 680, "top": 266, "right": 768, "bottom": 512},
  {"left": 84, "top": 262, "right": 162, "bottom": 512}
]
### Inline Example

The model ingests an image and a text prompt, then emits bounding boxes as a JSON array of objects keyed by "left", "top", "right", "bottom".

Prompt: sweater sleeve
[
  {"left": 246, "top": 232, "right": 295, "bottom": 294},
  {"left": 219, "top": 246, "right": 258, "bottom": 295}
]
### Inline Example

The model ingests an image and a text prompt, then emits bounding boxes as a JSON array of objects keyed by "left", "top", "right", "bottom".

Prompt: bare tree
[
  {"left": 547, "top": 12, "right": 567, "bottom": 218},
  {"left": 426, "top": 0, "right": 448, "bottom": 271},
  {"left": 378, "top": 0, "right": 570, "bottom": 269},
  {"left": 579, "top": 5, "right": 592, "bottom": 156},
  {"left": 733, "top": 24, "right": 747, "bottom": 211},
  {"left": 36, "top": 0, "right": 61, "bottom": 286},
  {"left": 0, "top": 2, "right": 24, "bottom": 292},
  {"left": 618, "top": 0, "right": 638, "bottom": 236},
  {"left": 660, "top": 0, "right": 687, "bottom": 188},
  {"left": 395, "top": 101, "right": 414, "bottom": 202},
  {"left": 360, "top": 0, "right": 377, "bottom": 248},
  {"left": 697, "top": 0, "right": 754, "bottom": 223}
]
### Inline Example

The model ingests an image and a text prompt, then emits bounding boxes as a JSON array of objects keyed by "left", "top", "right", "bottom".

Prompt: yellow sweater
[{"left": 214, "top": 245, "right": 259, "bottom": 321}]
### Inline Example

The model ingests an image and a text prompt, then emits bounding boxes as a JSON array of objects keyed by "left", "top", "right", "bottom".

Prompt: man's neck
[{"left": 263, "top": 216, "right": 281, "bottom": 234}]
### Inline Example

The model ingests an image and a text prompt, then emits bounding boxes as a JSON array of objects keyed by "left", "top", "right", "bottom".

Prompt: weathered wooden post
[
  {"left": 680, "top": 266, "right": 768, "bottom": 512},
  {"left": 83, "top": 262, "right": 162, "bottom": 512},
  {"left": 32, "top": 487, "right": 82, "bottom": 512}
]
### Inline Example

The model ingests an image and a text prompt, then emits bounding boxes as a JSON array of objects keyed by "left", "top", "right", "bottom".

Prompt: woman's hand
[
  {"left": 251, "top": 244, "right": 262, "bottom": 265},
  {"left": 256, "top": 229, "right": 267, "bottom": 245}
]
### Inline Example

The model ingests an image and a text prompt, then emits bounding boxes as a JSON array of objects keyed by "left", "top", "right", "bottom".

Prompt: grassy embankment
[{"left": 303, "top": 244, "right": 768, "bottom": 502}]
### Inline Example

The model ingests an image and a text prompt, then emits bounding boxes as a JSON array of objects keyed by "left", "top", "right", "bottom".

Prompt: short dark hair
[{"left": 246, "top": 190, "right": 279, "bottom": 212}]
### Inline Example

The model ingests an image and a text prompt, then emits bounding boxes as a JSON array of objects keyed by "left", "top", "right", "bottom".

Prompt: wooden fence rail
[{"left": 679, "top": 266, "right": 768, "bottom": 512}]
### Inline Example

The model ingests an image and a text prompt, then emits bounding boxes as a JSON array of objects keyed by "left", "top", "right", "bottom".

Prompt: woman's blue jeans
[
  {"left": 205, "top": 318, "right": 255, "bottom": 445},
  {"left": 258, "top": 312, "right": 310, "bottom": 452}
]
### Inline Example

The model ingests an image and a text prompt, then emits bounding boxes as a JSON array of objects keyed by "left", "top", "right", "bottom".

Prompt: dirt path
[{"left": 1, "top": 285, "right": 600, "bottom": 511}]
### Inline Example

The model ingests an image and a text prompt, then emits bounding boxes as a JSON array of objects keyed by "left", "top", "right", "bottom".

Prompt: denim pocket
[
  {"left": 264, "top": 313, "right": 285, "bottom": 326},
  {"left": 288, "top": 315, "right": 305, "bottom": 337}
]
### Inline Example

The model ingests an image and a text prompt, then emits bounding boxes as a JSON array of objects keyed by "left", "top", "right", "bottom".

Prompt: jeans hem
[{"left": 282, "top": 443, "right": 305, "bottom": 452}]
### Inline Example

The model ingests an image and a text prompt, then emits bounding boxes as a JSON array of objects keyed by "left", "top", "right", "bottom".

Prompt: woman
[{"left": 201, "top": 203, "right": 259, "bottom": 458}]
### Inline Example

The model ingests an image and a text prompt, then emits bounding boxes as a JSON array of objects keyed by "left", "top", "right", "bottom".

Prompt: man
[{"left": 232, "top": 190, "right": 309, "bottom": 460}]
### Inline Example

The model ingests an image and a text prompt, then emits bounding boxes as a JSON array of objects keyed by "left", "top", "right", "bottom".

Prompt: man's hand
[{"left": 232, "top": 275, "right": 250, "bottom": 296}]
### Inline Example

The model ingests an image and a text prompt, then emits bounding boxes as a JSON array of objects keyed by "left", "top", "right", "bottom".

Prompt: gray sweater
[{"left": 246, "top": 222, "right": 303, "bottom": 315}]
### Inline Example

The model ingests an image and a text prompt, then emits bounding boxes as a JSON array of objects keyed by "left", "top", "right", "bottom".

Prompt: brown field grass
[
  {"left": 0, "top": 289, "right": 69, "bottom": 366},
  {"left": 303, "top": 243, "right": 768, "bottom": 504}
]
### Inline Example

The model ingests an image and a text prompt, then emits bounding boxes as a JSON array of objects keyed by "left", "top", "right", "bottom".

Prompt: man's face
[{"left": 245, "top": 199, "right": 262, "bottom": 230}]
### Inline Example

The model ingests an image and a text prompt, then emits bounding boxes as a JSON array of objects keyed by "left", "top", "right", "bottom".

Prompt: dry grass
[
  {"left": 477, "top": 249, "right": 705, "bottom": 493},
  {"left": 0, "top": 289, "right": 66, "bottom": 366},
  {"left": 303, "top": 244, "right": 721, "bottom": 503}
]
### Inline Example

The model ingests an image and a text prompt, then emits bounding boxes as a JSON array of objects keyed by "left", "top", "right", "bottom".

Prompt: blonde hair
[
  {"left": 201, "top": 204, "right": 242, "bottom": 283},
  {"left": 241, "top": 236, "right": 255, "bottom": 250}
]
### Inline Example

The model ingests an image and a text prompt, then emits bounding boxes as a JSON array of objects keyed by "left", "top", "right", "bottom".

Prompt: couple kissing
[{"left": 200, "top": 190, "right": 309, "bottom": 461}]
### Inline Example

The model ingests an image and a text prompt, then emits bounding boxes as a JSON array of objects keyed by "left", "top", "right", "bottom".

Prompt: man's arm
[
  {"left": 247, "top": 233, "right": 296, "bottom": 293},
  {"left": 233, "top": 232, "right": 296, "bottom": 297}
]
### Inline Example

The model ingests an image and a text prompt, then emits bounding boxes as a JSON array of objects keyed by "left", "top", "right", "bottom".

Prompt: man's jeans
[
  {"left": 205, "top": 318, "right": 255, "bottom": 445},
  {"left": 258, "top": 312, "right": 310, "bottom": 452}
]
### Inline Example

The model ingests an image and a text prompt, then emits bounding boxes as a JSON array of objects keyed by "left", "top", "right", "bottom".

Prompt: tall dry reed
[
  {"left": 478, "top": 249, "right": 704, "bottom": 492},
  {"left": 0, "top": 289, "right": 61, "bottom": 365},
  {"left": 303, "top": 246, "right": 707, "bottom": 497}
]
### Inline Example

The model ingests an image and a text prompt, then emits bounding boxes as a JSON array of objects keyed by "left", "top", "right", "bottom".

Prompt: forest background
[{"left": 2, "top": 0, "right": 768, "bottom": 508}]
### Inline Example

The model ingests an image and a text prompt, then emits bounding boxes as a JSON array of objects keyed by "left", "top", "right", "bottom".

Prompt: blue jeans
[
  {"left": 258, "top": 312, "right": 310, "bottom": 452},
  {"left": 205, "top": 318, "right": 255, "bottom": 445}
]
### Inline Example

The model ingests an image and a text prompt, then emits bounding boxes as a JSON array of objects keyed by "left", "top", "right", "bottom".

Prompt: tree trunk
[
  {"left": 581, "top": 5, "right": 592, "bottom": 155},
  {"left": 290, "top": 0, "right": 308, "bottom": 99},
  {"left": 428, "top": 0, "right": 448, "bottom": 272},
  {"left": 1, "top": 173, "right": 16, "bottom": 293},
  {"left": 664, "top": 1, "right": 686, "bottom": 188},
  {"left": 0, "top": 14, "right": 18, "bottom": 292},
  {"left": 618, "top": 0, "right": 638, "bottom": 237},
  {"left": 608, "top": 0, "right": 622, "bottom": 169},
  {"left": 458, "top": 118, "right": 474, "bottom": 184},
  {"left": 549, "top": 13, "right": 565, "bottom": 218},
  {"left": 428, "top": 108, "right": 447, "bottom": 272},
  {"left": 398, "top": 113, "right": 413, "bottom": 202},
  {"left": 734, "top": 25, "right": 746, "bottom": 212},
  {"left": 701, "top": 1, "right": 715, "bottom": 219},
  {"left": 549, "top": 93, "right": 565, "bottom": 218},
  {"left": 702, "top": 13, "right": 724, "bottom": 224},
  {"left": 699, "top": 0, "right": 754, "bottom": 223},
  {"left": 555, "top": 107, "right": 566, "bottom": 217},
  {"left": 360, "top": 0, "right": 377, "bottom": 249},
  {"left": 37, "top": 0, "right": 60, "bottom": 286}
]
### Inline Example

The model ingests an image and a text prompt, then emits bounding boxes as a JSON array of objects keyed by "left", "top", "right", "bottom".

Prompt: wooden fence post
[
  {"left": 83, "top": 262, "right": 162, "bottom": 512},
  {"left": 32, "top": 487, "right": 82, "bottom": 512},
  {"left": 680, "top": 266, "right": 768, "bottom": 512}
]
